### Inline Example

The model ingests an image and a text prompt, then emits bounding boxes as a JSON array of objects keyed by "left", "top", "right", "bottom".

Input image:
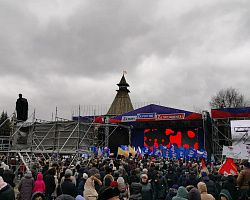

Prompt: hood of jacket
[
  {"left": 220, "top": 189, "right": 232, "bottom": 200},
  {"left": 176, "top": 186, "right": 188, "bottom": 199},
  {"left": 197, "top": 182, "right": 207, "bottom": 194},
  {"left": 36, "top": 172, "right": 43, "bottom": 181}
]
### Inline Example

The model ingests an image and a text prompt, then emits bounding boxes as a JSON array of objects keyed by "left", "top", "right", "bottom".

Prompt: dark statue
[{"left": 16, "top": 94, "right": 28, "bottom": 121}]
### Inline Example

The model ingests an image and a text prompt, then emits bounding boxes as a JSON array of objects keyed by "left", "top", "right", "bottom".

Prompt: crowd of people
[{"left": 0, "top": 155, "right": 249, "bottom": 200}]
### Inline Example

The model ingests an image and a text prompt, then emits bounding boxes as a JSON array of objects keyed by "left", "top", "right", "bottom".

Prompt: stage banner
[
  {"left": 170, "top": 144, "right": 178, "bottom": 159},
  {"left": 230, "top": 120, "right": 250, "bottom": 145},
  {"left": 141, "top": 146, "right": 149, "bottom": 154},
  {"left": 222, "top": 144, "right": 250, "bottom": 159},
  {"left": 178, "top": 147, "right": 185, "bottom": 159},
  {"left": 203, "top": 150, "right": 208, "bottom": 159},
  {"left": 188, "top": 148, "right": 197, "bottom": 159}
]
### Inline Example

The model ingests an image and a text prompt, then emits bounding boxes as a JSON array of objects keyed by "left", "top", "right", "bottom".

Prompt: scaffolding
[
  {"left": 211, "top": 117, "right": 250, "bottom": 160},
  {"left": 0, "top": 113, "right": 124, "bottom": 170}
]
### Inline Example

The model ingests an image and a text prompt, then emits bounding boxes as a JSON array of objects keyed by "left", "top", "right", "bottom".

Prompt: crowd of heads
[{"left": 0, "top": 154, "right": 249, "bottom": 200}]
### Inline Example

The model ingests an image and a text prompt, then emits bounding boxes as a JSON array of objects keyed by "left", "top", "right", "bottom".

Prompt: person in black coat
[
  {"left": 201, "top": 172, "right": 218, "bottom": 199},
  {"left": 44, "top": 168, "right": 56, "bottom": 200},
  {"left": 0, "top": 176, "right": 15, "bottom": 200},
  {"left": 221, "top": 175, "right": 238, "bottom": 200},
  {"left": 61, "top": 173, "right": 77, "bottom": 198},
  {"left": 2, "top": 165, "right": 15, "bottom": 188}
]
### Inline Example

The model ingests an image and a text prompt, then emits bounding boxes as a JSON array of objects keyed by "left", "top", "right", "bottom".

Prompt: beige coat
[
  {"left": 83, "top": 177, "right": 98, "bottom": 200},
  {"left": 197, "top": 182, "right": 215, "bottom": 200}
]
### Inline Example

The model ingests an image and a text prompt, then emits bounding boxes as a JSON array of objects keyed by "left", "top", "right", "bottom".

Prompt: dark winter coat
[
  {"left": 2, "top": 169, "right": 15, "bottom": 188},
  {"left": 221, "top": 175, "right": 238, "bottom": 200},
  {"left": 153, "top": 176, "right": 166, "bottom": 199},
  {"left": 141, "top": 182, "right": 153, "bottom": 200},
  {"left": 129, "top": 182, "right": 142, "bottom": 200},
  {"left": 61, "top": 178, "right": 77, "bottom": 198},
  {"left": 44, "top": 173, "right": 56, "bottom": 195},
  {"left": 186, "top": 174, "right": 198, "bottom": 187},
  {"left": 202, "top": 177, "right": 218, "bottom": 198},
  {"left": 18, "top": 172, "right": 34, "bottom": 200},
  {"left": 0, "top": 184, "right": 15, "bottom": 200}
]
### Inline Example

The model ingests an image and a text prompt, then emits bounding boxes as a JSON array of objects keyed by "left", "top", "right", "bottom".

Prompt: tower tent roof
[{"left": 107, "top": 74, "right": 134, "bottom": 116}]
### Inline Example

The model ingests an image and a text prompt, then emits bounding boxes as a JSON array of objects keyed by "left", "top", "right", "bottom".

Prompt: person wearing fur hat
[
  {"left": 197, "top": 182, "right": 215, "bottom": 200},
  {"left": 18, "top": 171, "right": 34, "bottom": 200},
  {"left": 0, "top": 176, "right": 15, "bottom": 200},
  {"left": 237, "top": 161, "right": 250, "bottom": 200}
]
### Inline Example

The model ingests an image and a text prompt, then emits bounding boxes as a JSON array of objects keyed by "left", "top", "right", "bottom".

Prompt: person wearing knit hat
[
  {"left": 0, "top": 176, "right": 15, "bottom": 200},
  {"left": 219, "top": 189, "right": 232, "bottom": 200}
]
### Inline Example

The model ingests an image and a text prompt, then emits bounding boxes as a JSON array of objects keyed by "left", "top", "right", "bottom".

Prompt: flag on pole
[
  {"left": 218, "top": 158, "right": 238, "bottom": 176},
  {"left": 117, "top": 147, "right": 124, "bottom": 156},
  {"left": 120, "top": 145, "right": 129, "bottom": 157},
  {"left": 98, "top": 147, "right": 103, "bottom": 157},
  {"left": 129, "top": 146, "right": 137, "bottom": 157}
]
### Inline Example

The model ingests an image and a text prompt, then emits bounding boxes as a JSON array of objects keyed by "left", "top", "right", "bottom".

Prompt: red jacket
[{"left": 33, "top": 173, "right": 45, "bottom": 193}]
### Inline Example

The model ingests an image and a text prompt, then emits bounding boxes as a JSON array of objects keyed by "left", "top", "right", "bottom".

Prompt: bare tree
[{"left": 210, "top": 87, "right": 249, "bottom": 109}]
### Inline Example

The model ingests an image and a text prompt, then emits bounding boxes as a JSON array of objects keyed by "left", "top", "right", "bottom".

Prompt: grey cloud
[{"left": 1, "top": 0, "right": 250, "bottom": 119}]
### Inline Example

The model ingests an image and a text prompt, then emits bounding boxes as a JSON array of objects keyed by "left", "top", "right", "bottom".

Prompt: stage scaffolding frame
[
  {"left": 0, "top": 113, "right": 129, "bottom": 170},
  {"left": 211, "top": 116, "right": 250, "bottom": 161}
]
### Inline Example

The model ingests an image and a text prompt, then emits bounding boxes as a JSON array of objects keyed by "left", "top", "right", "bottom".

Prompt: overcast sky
[{"left": 0, "top": 0, "right": 250, "bottom": 120}]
